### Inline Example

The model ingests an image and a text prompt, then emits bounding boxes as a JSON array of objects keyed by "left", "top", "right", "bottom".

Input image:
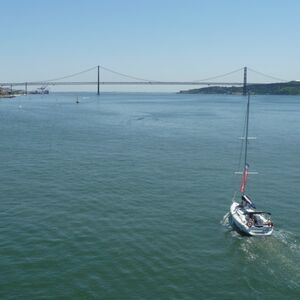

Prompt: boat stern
[
  {"left": 248, "top": 225, "right": 273, "bottom": 236},
  {"left": 229, "top": 201, "right": 274, "bottom": 236}
]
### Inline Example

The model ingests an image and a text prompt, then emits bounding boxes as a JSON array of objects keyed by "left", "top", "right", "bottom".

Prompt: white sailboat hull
[{"left": 230, "top": 202, "right": 273, "bottom": 236}]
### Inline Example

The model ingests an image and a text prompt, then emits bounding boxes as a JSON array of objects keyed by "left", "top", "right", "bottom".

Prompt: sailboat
[{"left": 229, "top": 93, "right": 274, "bottom": 236}]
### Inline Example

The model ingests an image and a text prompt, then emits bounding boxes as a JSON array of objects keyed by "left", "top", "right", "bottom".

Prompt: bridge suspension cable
[
  {"left": 42, "top": 64, "right": 154, "bottom": 83},
  {"left": 247, "top": 67, "right": 287, "bottom": 82},
  {"left": 25, "top": 64, "right": 290, "bottom": 86},
  {"left": 99, "top": 65, "right": 154, "bottom": 82},
  {"left": 40, "top": 65, "right": 246, "bottom": 85},
  {"left": 39, "top": 65, "right": 288, "bottom": 85},
  {"left": 42, "top": 66, "right": 98, "bottom": 82},
  {"left": 193, "top": 67, "right": 244, "bottom": 82}
]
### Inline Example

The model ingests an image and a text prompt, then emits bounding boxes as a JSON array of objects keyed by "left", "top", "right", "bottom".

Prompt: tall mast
[
  {"left": 239, "top": 92, "right": 251, "bottom": 195},
  {"left": 244, "top": 92, "right": 250, "bottom": 167}
]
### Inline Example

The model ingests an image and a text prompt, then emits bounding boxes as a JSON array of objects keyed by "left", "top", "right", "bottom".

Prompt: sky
[{"left": 1, "top": 0, "right": 300, "bottom": 91}]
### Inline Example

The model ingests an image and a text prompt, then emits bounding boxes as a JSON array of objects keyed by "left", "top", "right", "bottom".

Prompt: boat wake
[
  {"left": 222, "top": 214, "right": 300, "bottom": 256},
  {"left": 255, "top": 229, "right": 300, "bottom": 288},
  {"left": 273, "top": 229, "right": 300, "bottom": 255},
  {"left": 220, "top": 212, "right": 231, "bottom": 228},
  {"left": 220, "top": 212, "right": 239, "bottom": 236},
  {"left": 221, "top": 217, "right": 300, "bottom": 289}
]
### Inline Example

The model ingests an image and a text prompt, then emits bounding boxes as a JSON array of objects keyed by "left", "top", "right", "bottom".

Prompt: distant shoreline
[
  {"left": 179, "top": 81, "right": 300, "bottom": 95},
  {"left": 0, "top": 94, "right": 16, "bottom": 98}
]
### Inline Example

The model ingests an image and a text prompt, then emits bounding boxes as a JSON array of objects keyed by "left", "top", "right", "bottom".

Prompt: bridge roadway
[{"left": 0, "top": 81, "right": 251, "bottom": 87}]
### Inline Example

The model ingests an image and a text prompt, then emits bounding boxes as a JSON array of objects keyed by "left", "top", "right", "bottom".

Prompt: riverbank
[
  {"left": 0, "top": 94, "right": 16, "bottom": 98},
  {"left": 179, "top": 81, "right": 300, "bottom": 95}
]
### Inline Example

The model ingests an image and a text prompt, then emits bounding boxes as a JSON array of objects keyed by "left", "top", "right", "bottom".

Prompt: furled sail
[{"left": 240, "top": 163, "right": 249, "bottom": 193}]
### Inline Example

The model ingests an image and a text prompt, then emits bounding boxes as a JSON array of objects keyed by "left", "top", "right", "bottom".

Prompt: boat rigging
[{"left": 229, "top": 93, "right": 274, "bottom": 236}]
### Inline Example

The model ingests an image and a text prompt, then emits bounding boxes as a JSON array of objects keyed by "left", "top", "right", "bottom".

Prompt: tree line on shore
[{"left": 179, "top": 81, "right": 300, "bottom": 95}]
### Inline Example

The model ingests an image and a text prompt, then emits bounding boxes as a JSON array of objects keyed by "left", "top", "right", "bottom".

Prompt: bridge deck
[{"left": 1, "top": 81, "right": 251, "bottom": 87}]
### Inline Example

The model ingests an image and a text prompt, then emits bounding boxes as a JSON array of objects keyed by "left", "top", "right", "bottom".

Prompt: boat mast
[
  {"left": 244, "top": 92, "right": 250, "bottom": 168},
  {"left": 239, "top": 92, "right": 251, "bottom": 195}
]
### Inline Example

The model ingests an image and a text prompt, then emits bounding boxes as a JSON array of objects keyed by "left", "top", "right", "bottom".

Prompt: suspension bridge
[{"left": 0, "top": 66, "right": 287, "bottom": 96}]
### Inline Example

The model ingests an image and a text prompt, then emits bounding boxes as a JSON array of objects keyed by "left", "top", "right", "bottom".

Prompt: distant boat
[
  {"left": 229, "top": 93, "right": 274, "bottom": 236},
  {"left": 29, "top": 87, "right": 49, "bottom": 95}
]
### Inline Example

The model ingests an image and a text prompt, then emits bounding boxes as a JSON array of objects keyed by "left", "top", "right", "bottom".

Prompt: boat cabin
[
  {"left": 241, "top": 194, "right": 256, "bottom": 209},
  {"left": 246, "top": 211, "right": 273, "bottom": 227}
]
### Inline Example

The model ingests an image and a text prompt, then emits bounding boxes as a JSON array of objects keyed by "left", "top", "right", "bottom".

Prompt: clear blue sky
[{"left": 1, "top": 0, "right": 300, "bottom": 90}]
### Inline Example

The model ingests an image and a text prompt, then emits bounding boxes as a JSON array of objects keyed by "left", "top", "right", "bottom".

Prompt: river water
[{"left": 1, "top": 92, "right": 300, "bottom": 299}]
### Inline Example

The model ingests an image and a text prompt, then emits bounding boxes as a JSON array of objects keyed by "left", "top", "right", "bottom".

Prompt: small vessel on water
[
  {"left": 229, "top": 93, "right": 274, "bottom": 236},
  {"left": 29, "top": 87, "right": 49, "bottom": 95}
]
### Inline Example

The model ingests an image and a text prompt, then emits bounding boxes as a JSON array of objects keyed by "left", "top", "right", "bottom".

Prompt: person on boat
[
  {"left": 253, "top": 215, "right": 260, "bottom": 226},
  {"left": 264, "top": 219, "right": 274, "bottom": 227},
  {"left": 247, "top": 213, "right": 254, "bottom": 227}
]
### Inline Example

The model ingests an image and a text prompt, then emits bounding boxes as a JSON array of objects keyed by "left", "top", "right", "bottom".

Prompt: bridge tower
[
  {"left": 97, "top": 65, "right": 100, "bottom": 95},
  {"left": 243, "top": 66, "right": 247, "bottom": 96}
]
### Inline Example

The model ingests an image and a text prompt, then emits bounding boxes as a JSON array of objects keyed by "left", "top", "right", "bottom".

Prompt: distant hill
[{"left": 179, "top": 81, "right": 300, "bottom": 95}]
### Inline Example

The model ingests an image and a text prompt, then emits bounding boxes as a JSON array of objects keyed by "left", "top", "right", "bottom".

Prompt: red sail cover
[{"left": 240, "top": 163, "right": 249, "bottom": 193}]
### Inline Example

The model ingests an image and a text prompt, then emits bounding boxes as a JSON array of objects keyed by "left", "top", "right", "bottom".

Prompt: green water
[{"left": 1, "top": 93, "right": 300, "bottom": 299}]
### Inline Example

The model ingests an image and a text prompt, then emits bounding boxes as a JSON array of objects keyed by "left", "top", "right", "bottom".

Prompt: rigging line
[
  {"left": 42, "top": 66, "right": 98, "bottom": 82},
  {"left": 99, "top": 65, "right": 155, "bottom": 82},
  {"left": 193, "top": 67, "right": 244, "bottom": 83},
  {"left": 231, "top": 101, "right": 247, "bottom": 200},
  {"left": 247, "top": 67, "right": 287, "bottom": 82},
  {"left": 237, "top": 109, "right": 247, "bottom": 172}
]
